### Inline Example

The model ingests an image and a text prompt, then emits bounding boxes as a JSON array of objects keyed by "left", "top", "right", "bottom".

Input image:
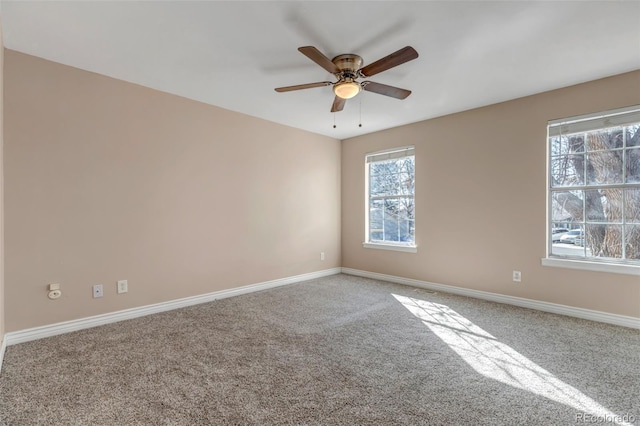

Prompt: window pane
[
  {"left": 625, "top": 225, "right": 640, "bottom": 260},
  {"left": 586, "top": 151, "right": 623, "bottom": 185},
  {"left": 551, "top": 224, "right": 570, "bottom": 243},
  {"left": 399, "top": 171, "right": 415, "bottom": 196},
  {"left": 404, "top": 219, "right": 415, "bottom": 243},
  {"left": 584, "top": 190, "right": 605, "bottom": 222},
  {"left": 380, "top": 199, "right": 411, "bottom": 241},
  {"left": 370, "top": 231, "right": 384, "bottom": 241},
  {"left": 369, "top": 199, "right": 384, "bottom": 241},
  {"left": 626, "top": 125, "right": 639, "bottom": 148},
  {"left": 551, "top": 190, "right": 583, "bottom": 222},
  {"left": 369, "top": 162, "right": 390, "bottom": 176},
  {"left": 370, "top": 171, "right": 395, "bottom": 196},
  {"left": 625, "top": 189, "right": 640, "bottom": 224},
  {"left": 586, "top": 127, "right": 624, "bottom": 151},
  {"left": 573, "top": 226, "right": 591, "bottom": 257},
  {"left": 396, "top": 197, "right": 415, "bottom": 241},
  {"left": 586, "top": 224, "right": 622, "bottom": 259},
  {"left": 626, "top": 147, "right": 640, "bottom": 183},
  {"left": 383, "top": 199, "right": 401, "bottom": 242},
  {"left": 551, "top": 225, "right": 585, "bottom": 257},
  {"left": 551, "top": 155, "right": 584, "bottom": 187},
  {"left": 550, "top": 136, "right": 570, "bottom": 156},
  {"left": 585, "top": 189, "right": 622, "bottom": 223},
  {"left": 565, "top": 134, "right": 586, "bottom": 153}
]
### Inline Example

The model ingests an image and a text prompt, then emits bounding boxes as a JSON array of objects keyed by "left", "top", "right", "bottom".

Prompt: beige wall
[
  {"left": 342, "top": 70, "right": 640, "bottom": 318},
  {"left": 4, "top": 50, "right": 341, "bottom": 331},
  {"left": 4, "top": 49, "right": 638, "bottom": 334}
]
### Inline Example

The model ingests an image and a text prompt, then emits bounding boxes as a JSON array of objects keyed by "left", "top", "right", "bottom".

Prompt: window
[
  {"left": 364, "top": 146, "right": 416, "bottom": 252},
  {"left": 545, "top": 105, "right": 640, "bottom": 274}
]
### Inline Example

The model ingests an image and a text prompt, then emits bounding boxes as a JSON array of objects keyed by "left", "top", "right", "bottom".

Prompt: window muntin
[
  {"left": 548, "top": 106, "right": 640, "bottom": 264},
  {"left": 366, "top": 147, "right": 415, "bottom": 246}
]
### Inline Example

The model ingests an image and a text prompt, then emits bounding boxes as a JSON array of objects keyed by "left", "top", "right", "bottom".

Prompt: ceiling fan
[{"left": 275, "top": 46, "right": 419, "bottom": 112}]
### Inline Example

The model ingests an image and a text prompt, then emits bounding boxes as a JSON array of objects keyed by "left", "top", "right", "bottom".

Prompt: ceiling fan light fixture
[{"left": 333, "top": 81, "right": 361, "bottom": 100}]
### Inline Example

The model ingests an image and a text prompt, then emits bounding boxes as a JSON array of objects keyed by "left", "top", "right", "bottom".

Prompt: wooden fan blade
[
  {"left": 275, "top": 81, "right": 333, "bottom": 92},
  {"left": 359, "top": 46, "right": 418, "bottom": 77},
  {"left": 331, "top": 96, "right": 346, "bottom": 112},
  {"left": 363, "top": 81, "right": 411, "bottom": 99},
  {"left": 298, "top": 46, "right": 340, "bottom": 74}
]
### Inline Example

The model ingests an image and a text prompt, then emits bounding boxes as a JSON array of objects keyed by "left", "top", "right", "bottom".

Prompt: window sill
[
  {"left": 541, "top": 257, "right": 640, "bottom": 276},
  {"left": 363, "top": 242, "right": 418, "bottom": 253}
]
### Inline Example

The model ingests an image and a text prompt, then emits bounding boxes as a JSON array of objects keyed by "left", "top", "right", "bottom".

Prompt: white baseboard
[
  {"left": 3, "top": 267, "right": 342, "bottom": 349},
  {"left": 341, "top": 268, "right": 640, "bottom": 329}
]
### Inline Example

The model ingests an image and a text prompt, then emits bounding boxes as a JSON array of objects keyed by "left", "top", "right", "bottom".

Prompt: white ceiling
[{"left": 2, "top": 1, "right": 639, "bottom": 140}]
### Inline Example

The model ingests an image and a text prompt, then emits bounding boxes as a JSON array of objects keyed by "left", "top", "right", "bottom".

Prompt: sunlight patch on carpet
[{"left": 392, "top": 294, "right": 632, "bottom": 426}]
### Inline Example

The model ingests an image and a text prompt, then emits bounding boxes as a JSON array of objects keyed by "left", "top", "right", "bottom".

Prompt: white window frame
[
  {"left": 363, "top": 146, "right": 417, "bottom": 253},
  {"left": 543, "top": 105, "right": 640, "bottom": 276}
]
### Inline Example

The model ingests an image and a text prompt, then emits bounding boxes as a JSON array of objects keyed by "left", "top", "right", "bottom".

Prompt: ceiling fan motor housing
[{"left": 332, "top": 54, "right": 363, "bottom": 75}]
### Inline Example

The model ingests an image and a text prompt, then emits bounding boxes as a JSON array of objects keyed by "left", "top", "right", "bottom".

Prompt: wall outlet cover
[
  {"left": 93, "top": 284, "right": 103, "bottom": 298},
  {"left": 117, "top": 280, "right": 128, "bottom": 294}
]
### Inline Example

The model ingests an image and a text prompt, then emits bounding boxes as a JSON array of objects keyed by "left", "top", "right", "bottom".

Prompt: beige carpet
[{"left": 0, "top": 274, "right": 638, "bottom": 425}]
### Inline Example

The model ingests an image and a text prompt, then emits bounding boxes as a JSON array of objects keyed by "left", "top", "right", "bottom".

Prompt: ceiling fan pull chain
[
  {"left": 333, "top": 112, "right": 337, "bottom": 129},
  {"left": 359, "top": 96, "right": 363, "bottom": 128}
]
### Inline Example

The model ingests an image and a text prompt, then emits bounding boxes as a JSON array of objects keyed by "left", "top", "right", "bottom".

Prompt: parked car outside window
[
  {"left": 551, "top": 228, "right": 570, "bottom": 242},
  {"left": 559, "top": 229, "right": 583, "bottom": 244}
]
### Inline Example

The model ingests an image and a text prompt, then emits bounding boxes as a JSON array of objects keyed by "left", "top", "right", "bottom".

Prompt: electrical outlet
[
  {"left": 48, "top": 283, "right": 62, "bottom": 300},
  {"left": 320, "top": 252, "right": 325, "bottom": 261},
  {"left": 512, "top": 271, "right": 522, "bottom": 282},
  {"left": 117, "top": 280, "right": 128, "bottom": 294},
  {"left": 93, "top": 284, "right": 103, "bottom": 298}
]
